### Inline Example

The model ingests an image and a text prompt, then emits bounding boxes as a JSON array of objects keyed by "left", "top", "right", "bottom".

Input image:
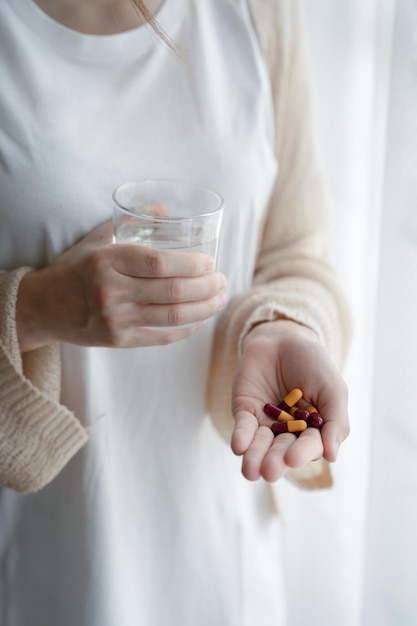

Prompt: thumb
[
  {"left": 318, "top": 380, "right": 350, "bottom": 462},
  {"left": 52, "top": 220, "right": 114, "bottom": 265}
]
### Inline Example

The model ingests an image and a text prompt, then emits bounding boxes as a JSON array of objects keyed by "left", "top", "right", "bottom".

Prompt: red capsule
[
  {"left": 289, "top": 407, "right": 310, "bottom": 421},
  {"left": 263, "top": 403, "right": 294, "bottom": 422},
  {"left": 310, "top": 415, "right": 324, "bottom": 429},
  {"left": 270, "top": 420, "right": 307, "bottom": 436},
  {"left": 306, "top": 406, "right": 324, "bottom": 429}
]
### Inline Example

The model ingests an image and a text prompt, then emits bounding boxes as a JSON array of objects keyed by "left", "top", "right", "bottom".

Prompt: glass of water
[{"left": 112, "top": 179, "right": 224, "bottom": 265}]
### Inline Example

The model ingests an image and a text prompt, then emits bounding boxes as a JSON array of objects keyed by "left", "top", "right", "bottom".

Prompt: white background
[{"left": 278, "top": 1, "right": 417, "bottom": 624}]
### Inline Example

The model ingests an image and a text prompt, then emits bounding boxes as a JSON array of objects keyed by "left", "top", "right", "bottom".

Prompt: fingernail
[
  {"left": 218, "top": 292, "right": 227, "bottom": 310},
  {"left": 328, "top": 440, "right": 341, "bottom": 463},
  {"left": 205, "top": 256, "right": 214, "bottom": 271},
  {"left": 219, "top": 274, "right": 227, "bottom": 288}
]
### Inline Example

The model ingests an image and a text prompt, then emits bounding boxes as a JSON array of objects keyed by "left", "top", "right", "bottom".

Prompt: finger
[
  {"left": 134, "top": 291, "right": 226, "bottom": 327},
  {"left": 282, "top": 427, "right": 324, "bottom": 468},
  {"left": 126, "top": 322, "right": 205, "bottom": 347},
  {"left": 133, "top": 203, "right": 169, "bottom": 217},
  {"left": 112, "top": 245, "right": 215, "bottom": 279},
  {"left": 261, "top": 432, "right": 298, "bottom": 482},
  {"left": 241, "top": 426, "right": 275, "bottom": 481},
  {"left": 231, "top": 410, "right": 259, "bottom": 456},
  {"left": 115, "top": 272, "right": 227, "bottom": 305},
  {"left": 321, "top": 416, "right": 350, "bottom": 462},
  {"left": 317, "top": 381, "right": 350, "bottom": 462}
]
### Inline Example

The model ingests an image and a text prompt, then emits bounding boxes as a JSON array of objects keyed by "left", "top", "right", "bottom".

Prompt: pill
[
  {"left": 289, "top": 407, "right": 310, "bottom": 421},
  {"left": 263, "top": 403, "right": 294, "bottom": 422},
  {"left": 277, "top": 388, "right": 303, "bottom": 412},
  {"left": 306, "top": 406, "right": 324, "bottom": 429},
  {"left": 310, "top": 415, "right": 324, "bottom": 429},
  {"left": 270, "top": 420, "right": 307, "bottom": 436},
  {"left": 277, "top": 410, "right": 295, "bottom": 422}
]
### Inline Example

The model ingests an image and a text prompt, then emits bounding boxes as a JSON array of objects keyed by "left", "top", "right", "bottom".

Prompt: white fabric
[
  {"left": 0, "top": 1, "right": 284, "bottom": 625},
  {"left": 358, "top": 0, "right": 417, "bottom": 623}
]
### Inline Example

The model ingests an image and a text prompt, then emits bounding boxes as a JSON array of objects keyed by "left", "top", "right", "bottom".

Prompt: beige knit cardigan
[{"left": 0, "top": 0, "right": 351, "bottom": 494}]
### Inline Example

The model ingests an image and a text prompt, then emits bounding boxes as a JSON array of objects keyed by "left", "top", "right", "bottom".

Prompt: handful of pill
[{"left": 263, "top": 388, "right": 324, "bottom": 437}]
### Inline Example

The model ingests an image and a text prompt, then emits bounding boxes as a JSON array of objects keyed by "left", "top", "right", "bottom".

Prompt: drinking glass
[
  {"left": 112, "top": 178, "right": 224, "bottom": 329},
  {"left": 112, "top": 179, "right": 224, "bottom": 264}
]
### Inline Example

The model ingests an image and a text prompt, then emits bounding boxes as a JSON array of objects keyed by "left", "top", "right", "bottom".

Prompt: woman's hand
[
  {"left": 16, "top": 222, "right": 227, "bottom": 351},
  {"left": 231, "top": 319, "right": 349, "bottom": 482}
]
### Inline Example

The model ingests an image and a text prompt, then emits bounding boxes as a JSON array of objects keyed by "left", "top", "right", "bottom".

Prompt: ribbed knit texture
[{"left": 0, "top": 270, "right": 88, "bottom": 492}]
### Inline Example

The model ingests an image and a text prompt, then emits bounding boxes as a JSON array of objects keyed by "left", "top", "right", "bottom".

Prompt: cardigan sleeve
[
  {"left": 0, "top": 269, "right": 88, "bottom": 493},
  {"left": 206, "top": 0, "right": 351, "bottom": 490}
]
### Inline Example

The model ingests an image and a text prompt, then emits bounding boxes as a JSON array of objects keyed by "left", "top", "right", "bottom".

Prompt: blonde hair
[
  {"left": 130, "top": 1, "right": 161, "bottom": 34},
  {"left": 130, "top": 0, "right": 181, "bottom": 56}
]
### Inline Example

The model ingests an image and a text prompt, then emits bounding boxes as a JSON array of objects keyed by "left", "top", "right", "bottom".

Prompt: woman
[{"left": 0, "top": 0, "right": 350, "bottom": 624}]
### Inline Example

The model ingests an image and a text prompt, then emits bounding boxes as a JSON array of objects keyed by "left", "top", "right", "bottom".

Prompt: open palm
[{"left": 231, "top": 320, "right": 349, "bottom": 482}]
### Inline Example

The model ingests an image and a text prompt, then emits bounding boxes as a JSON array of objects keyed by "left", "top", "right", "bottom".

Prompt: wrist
[{"left": 16, "top": 270, "right": 52, "bottom": 352}]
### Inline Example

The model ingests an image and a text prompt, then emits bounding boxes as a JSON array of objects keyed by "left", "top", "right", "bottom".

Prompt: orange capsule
[
  {"left": 270, "top": 420, "right": 307, "bottom": 436},
  {"left": 278, "top": 388, "right": 303, "bottom": 412},
  {"left": 277, "top": 410, "right": 296, "bottom": 423}
]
